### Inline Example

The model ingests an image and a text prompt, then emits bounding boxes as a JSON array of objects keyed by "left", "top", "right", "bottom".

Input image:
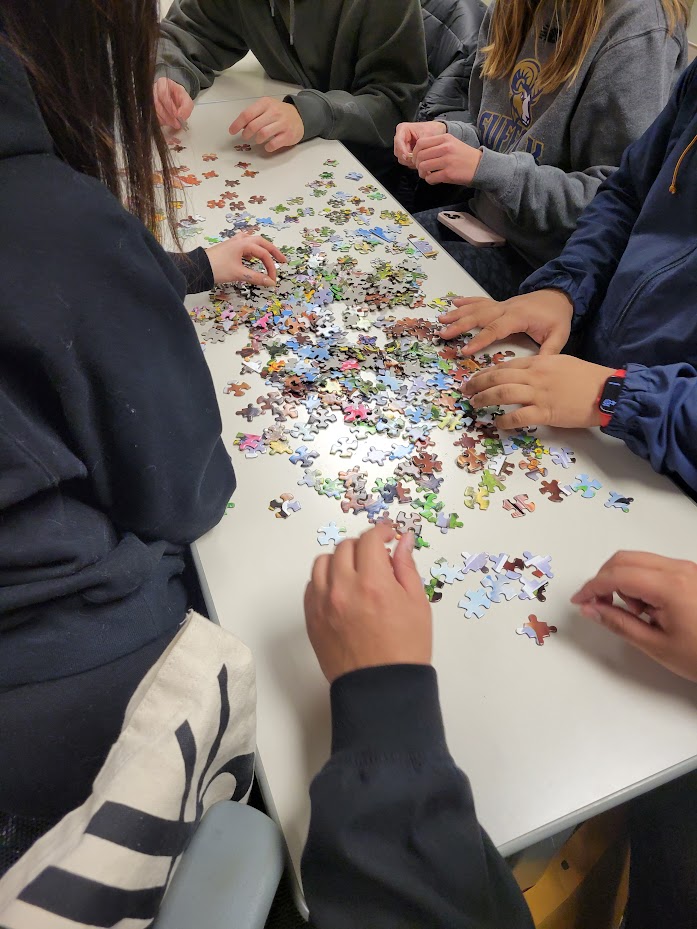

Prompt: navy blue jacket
[
  {"left": 0, "top": 42, "right": 234, "bottom": 688},
  {"left": 303, "top": 666, "right": 533, "bottom": 928},
  {"left": 523, "top": 59, "right": 697, "bottom": 494}
]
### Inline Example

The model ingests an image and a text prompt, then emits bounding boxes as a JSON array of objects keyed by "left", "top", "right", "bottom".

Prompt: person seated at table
[
  {"left": 0, "top": 0, "right": 283, "bottom": 855},
  {"left": 394, "top": 0, "right": 688, "bottom": 301},
  {"left": 393, "top": 0, "right": 486, "bottom": 211},
  {"left": 301, "top": 526, "right": 697, "bottom": 928},
  {"left": 440, "top": 55, "right": 697, "bottom": 499},
  {"left": 153, "top": 0, "right": 428, "bottom": 183}
]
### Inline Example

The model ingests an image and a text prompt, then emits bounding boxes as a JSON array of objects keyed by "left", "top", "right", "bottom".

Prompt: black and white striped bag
[{"left": 0, "top": 612, "right": 256, "bottom": 929}]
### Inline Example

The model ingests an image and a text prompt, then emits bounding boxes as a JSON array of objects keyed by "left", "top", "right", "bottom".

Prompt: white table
[{"left": 173, "top": 98, "right": 697, "bottom": 917}]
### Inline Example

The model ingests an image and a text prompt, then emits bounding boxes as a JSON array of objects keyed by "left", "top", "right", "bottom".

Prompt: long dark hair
[{"left": 1, "top": 0, "right": 178, "bottom": 239}]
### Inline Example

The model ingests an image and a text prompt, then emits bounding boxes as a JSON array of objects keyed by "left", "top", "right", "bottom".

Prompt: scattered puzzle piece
[
  {"left": 317, "top": 523, "right": 347, "bottom": 545},
  {"left": 605, "top": 491, "right": 634, "bottom": 513},
  {"left": 516, "top": 614, "right": 557, "bottom": 645}
]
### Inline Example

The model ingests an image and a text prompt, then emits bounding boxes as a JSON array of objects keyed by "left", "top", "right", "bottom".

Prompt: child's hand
[
  {"left": 440, "top": 290, "right": 574, "bottom": 355},
  {"left": 305, "top": 525, "right": 432, "bottom": 684},
  {"left": 463, "top": 355, "right": 614, "bottom": 430},
  {"left": 229, "top": 97, "right": 304, "bottom": 153},
  {"left": 154, "top": 77, "right": 194, "bottom": 131},
  {"left": 394, "top": 121, "right": 446, "bottom": 167},
  {"left": 205, "top": 233, "right": 286, "bottom": 286},
  {"left": 572, "top": 553, "right": 697, "bottom": 683},
  {"left": 413, "top": 134, "right": 482, "bottom": 186}
]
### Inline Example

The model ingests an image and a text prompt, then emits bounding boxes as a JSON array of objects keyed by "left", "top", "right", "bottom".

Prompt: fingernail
[
  {"left": 405, "top": 532, "right": 415, "bottom": 553},
  {"left": 580, "top": 604, "right": 602, "bottom": 622}
]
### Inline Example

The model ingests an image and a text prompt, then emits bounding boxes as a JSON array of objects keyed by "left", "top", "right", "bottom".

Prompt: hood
[
  {"left": 268, "top": 0, "right": 296, "bottom": 46},
  {"left": 0, "top": 40, "right": 54, "bottom": 162}
]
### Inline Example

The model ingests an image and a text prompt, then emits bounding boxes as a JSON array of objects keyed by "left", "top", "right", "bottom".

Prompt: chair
[{"left": 153, "top": 801, "right": 286, "bottom": 929}]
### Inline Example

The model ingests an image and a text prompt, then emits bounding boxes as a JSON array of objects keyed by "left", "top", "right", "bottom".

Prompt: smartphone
[{"left": 437, "top": 211, "right": 506, "bottom": 248}]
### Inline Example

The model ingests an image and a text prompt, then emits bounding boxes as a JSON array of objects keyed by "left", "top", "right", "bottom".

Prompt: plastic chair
[{"left": 153, "top": 801, "right": 285, "bottom": 929}]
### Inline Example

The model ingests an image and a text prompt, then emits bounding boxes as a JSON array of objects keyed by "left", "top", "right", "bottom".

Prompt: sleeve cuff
[
  {"left": 602, "top": 363, "right": 649, "bottom": 445},
  {"left": 286, "top": 91, "right": 331, "bottom": 142},
  {"left": 470, "top": 146, "right": 516, "bottom": 195},
  {"left": 443, "top": 119, "right": 480, "bottom": 147},
  {"left": 168, "top": 247, "right": 214, "bottom": 295},
  {"left": 330, "top": 664, "right": 447, "bottom": 757},
  {"left": 154, "top": 62, "right": 197, "bottom": 99}
]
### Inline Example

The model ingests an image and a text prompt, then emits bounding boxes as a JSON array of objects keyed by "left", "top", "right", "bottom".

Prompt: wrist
[{"left": 597, "top": 369, "right": 627, "bottom": 427}]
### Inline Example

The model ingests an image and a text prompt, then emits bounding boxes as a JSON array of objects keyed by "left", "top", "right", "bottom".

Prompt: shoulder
[
  {"left": 0, "top": 153, "right": 184, "bottom": 330},
  {"left": 600, "top": 0, "right": 686, "bottom": 45}
]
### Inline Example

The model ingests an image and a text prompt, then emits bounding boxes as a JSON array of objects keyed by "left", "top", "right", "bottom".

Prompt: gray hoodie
[
  {"left": 156, "top": 0, "right": 428, "bottom": 148},
  {"left": 444, "top": 0, "right": 686, "bottom": 266}
]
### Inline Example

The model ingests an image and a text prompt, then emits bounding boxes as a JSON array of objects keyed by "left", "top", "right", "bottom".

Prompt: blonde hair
[{"left": 482, "top": 0, "right": 690, "bottom": 95}]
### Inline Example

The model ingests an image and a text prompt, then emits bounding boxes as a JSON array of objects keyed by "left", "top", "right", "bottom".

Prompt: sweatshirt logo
[
  {"left": 511, "top": 59, "right": 542, "bottom": 128},
  {"left": 477, "top": 57, "right": 545, "bottom": 162}
]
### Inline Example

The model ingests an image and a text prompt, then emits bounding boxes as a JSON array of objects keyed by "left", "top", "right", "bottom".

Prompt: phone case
[{"left": 437, "top": 211, "right": 506, "bottom": 248}]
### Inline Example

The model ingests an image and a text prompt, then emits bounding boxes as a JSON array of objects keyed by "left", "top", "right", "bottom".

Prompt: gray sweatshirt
[
  {"left": 445, "top": 0, "right": 686, "bottom": 266},
  {"left": 156, "top": 0, "right": 428, "bottom": 149}
]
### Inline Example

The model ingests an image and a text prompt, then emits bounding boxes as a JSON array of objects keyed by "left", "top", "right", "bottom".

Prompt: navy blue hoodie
[
  {"left": 0, "top": 42, "right": 235, "bottom": 689},
  {"left": 523, "top": 59, "right": 697, "bottom": 494}
]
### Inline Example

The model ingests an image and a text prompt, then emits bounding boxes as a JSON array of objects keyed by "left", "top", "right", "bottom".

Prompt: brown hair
[
  {"left": 1, "top": 0, "right": 178, "bottom": 241},
  {"left": 482, "top": 0, "right": 690, "bottom": 95}
]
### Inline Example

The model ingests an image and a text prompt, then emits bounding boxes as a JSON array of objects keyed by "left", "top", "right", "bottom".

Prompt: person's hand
[
  {"left": 304, "top": 524, "right": 432, "bottom": 684},
  {"left": 440, "top": 290, "right": 574, "bottom": 355},
  {"left": 413, "top": 134, "right": 482, "bottom": 186},
  {"left": 572, "top": 553, "right": 697, "bottom": 683},
  {"left": 394, "top": 120, "right": 446, "bottom": 167},
  {"left": 154, "top": 77, "right": 194, "bottom": 131},
  {"left": 229, "top": 97, "right": 304, "bottom": 153},
  {"left": 205, "top": 232, "right": 287, "bottom": 286},
  {"left": 462, "top": 355, "right": 614, "bottom": 430}
]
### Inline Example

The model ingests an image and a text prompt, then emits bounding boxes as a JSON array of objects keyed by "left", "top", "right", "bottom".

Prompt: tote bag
[{"left": 0, "top": 612, "right": 256, "bottom": 929}]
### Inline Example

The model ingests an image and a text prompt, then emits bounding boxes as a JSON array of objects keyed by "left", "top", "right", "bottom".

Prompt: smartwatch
[{"left": 597, "top": 369, "right": 626, "bottom": 427}]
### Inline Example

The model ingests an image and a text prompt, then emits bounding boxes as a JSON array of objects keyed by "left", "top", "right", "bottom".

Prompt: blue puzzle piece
[
  {"left": 458, "top": 587, "right": 491, "bottom": 619},
  {"left": 604, "top": 491, "right": 634, "bottom": 513},
  {"left": 572, "top": 473, "right": 603, "bottom": 498},
  {"left": 482, "top": 574, "right": 519, "bottom": 603}
]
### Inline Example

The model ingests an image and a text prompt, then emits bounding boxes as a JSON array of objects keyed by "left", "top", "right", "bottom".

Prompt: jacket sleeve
[
  {"left": 168, "top": 247, "right": 215, "bottom": 295},
  {"left": 469, "top": 29, "right": 684, "bottom": 251},
  {"left": 302, "top": 665, "right": 534, "bottom": 929},
  {"left": 156, "top": 0, "right": 248, "bottom": 98},
  {"left": 520, "top": 60, "right": 693, "bottom": 327},
  {"left": 439, "top": 7, "right": 488, "bottom": 145},
  {"left": 605, "top": 363, "right": 697, "bottom": 493},
  {"left": 419, "top": 52, "right": 477, "bottom": 124},
  {"left": 29, "top": 179, "right": 236, "bottom": 545},
  {"left": 288, "top": 0, "right": 428, "bottom": 147}
]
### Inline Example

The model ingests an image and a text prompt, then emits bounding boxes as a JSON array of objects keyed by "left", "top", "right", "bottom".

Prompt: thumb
[
  {"left": 582, "top": 601, "right": 663, "bottom": 656},
  {"left": 538, "top": 327, "right": 569, "bottom": 355},
  {"left": 392, "top": 533, "right": 424, "bottom": 598}
]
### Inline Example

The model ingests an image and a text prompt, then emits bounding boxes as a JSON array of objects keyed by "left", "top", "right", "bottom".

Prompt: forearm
[
  {"left": 605, "top": 363, "right": 697, "bottom": 494},
  {"left": 473, "top": 150, "right": 611, "bottom": 242},
  {"left": 156, "top": 0, "right": 248, "bottom": 97},
  {"left": 303, "top": 665, "right": 533, "bottom": 929}
]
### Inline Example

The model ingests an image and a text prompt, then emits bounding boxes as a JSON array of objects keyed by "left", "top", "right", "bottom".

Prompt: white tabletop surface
[{"left": 171, "top": 100, "right": 697, "bottom": 914}]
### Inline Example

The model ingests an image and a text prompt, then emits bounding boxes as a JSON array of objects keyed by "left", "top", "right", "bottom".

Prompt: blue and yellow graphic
[{"left": 478, "top": 58, "right": 545, "bottom": 161}]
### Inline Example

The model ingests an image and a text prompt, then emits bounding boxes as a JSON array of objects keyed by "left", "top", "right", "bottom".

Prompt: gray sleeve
[
  {"left": 443, "top": 118, "right": 481, "bottom": 147},
  {"left": 289, "top": 0, "right": 428, "bottom": 145},
  {"left": 155, "top": 0, "right": 248, "bottom": 98},
  {"left": 468, "top": 28, "right": 685, "bottom": 240}
]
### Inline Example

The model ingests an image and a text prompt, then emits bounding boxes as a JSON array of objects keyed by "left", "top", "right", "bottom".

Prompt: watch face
[{"left": 599, "top": 376, "right": 625, "bottom": 415}]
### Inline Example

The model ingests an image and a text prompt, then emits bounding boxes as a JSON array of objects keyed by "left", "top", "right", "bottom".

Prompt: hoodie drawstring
[
  {"left": 670, "top": 133, "right": 697, "bottom": 195},
  {"left": 268, "top": 0, "right": 295, "bottom": 46}
]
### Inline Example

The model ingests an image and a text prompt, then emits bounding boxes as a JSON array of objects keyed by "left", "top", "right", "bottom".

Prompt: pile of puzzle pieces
[{"left": 175, "top": 148, "right": 637, "bottom": 647}]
